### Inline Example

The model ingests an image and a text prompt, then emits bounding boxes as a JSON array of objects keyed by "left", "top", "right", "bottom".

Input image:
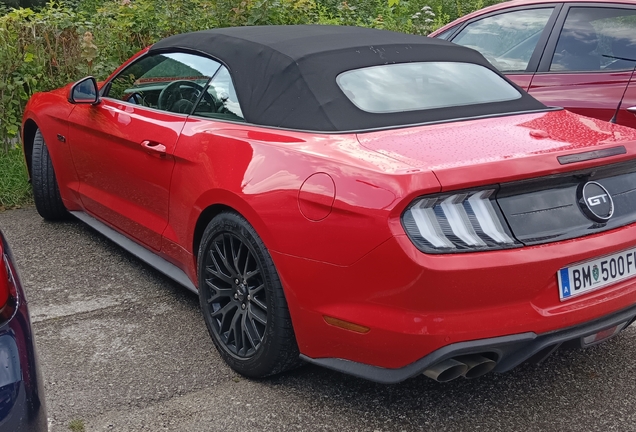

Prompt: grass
[
  {"left": 68, "top": 419, "right": 86, "bottom": 432},
  {"left": 0, "top": 146, "right": 31, "bottom": 209}
]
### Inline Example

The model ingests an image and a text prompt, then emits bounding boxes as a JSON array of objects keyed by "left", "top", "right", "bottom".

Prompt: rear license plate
[{"left": 558, "top": 247, "right": 636, "bottom": 301}]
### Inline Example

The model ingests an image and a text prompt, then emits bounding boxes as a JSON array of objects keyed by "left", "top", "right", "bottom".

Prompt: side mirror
[{"left": 69, "top": 76, "right": 101, "bottom": 105}]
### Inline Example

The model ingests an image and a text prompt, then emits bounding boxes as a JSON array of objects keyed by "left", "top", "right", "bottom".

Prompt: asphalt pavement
[{"left": 1, "top": 206, "right": 635, "bottom": 432}]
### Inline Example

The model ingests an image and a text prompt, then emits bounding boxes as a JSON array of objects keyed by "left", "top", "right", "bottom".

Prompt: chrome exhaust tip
[
  {"left": 455, "top": 354, "right": 496, "bottom": 379},
  {"left": 423, "top": 358, "right": 468, "bottom": 382}
]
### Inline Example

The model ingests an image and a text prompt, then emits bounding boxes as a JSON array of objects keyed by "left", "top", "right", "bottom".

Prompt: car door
[
  {"left": 448, "top": 5, "right": 562, "bottom": 90},
  {"left": 67, "top": 52, "right": 221, "bottom": 250},
  {"left": 528, "top": 4, "right": 636, "bottom": 126}
]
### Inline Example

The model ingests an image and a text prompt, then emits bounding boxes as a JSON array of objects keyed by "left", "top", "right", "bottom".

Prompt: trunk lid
[{"left": 357, "top": 109, "right": 636, "bottom": 190}]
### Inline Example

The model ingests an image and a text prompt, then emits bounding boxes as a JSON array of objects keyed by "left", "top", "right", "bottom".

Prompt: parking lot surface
[{"left": 1, "top": 206, "right": 636, "bottom": 432}]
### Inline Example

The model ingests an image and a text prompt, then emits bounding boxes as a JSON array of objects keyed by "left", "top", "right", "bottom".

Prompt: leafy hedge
[{"left": 0, "top": 0, "right": 502, "bottom": 152}]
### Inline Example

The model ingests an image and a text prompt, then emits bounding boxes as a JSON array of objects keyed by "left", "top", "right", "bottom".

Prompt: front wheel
[
  {"left": 198, "top": 212, "right": 301, "bottom": 378},
  {"left": 31, "top": 129, "right": 67, "bottom": 220}
]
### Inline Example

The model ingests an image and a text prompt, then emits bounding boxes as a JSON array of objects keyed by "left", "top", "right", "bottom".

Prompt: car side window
[
  {"left": 550, "top": 7, "right": 636, "bottom": 72},
  {"left": 192, "top": 66, "right": 245, "bottom": 122},
  {"left": 452, "top": 8, "right": 555, "bottom": 72},
  {"left": 105, "top": 52, "right": 221, "bottom": 114}
]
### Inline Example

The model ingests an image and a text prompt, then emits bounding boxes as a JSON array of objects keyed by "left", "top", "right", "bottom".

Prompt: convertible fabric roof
[{"left": 150, "top": 25, "right": 546, "bottom": 131}]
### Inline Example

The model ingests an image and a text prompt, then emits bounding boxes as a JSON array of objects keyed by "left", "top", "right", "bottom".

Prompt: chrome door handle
[{"left": 627, "top": 106, "right": 636, "bottom": 114}]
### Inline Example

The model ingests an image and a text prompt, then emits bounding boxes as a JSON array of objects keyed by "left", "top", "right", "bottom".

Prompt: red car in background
[
  {"left": 430, "top": 0, "right": 636, "bottom": 129},
  {"left": 20, "top": 25, "right": 636, "bottom": 384}
]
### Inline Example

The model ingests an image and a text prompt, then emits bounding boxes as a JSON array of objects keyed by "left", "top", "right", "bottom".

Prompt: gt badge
[{"left": 577, "top": 181, "right": 614, "bottom": 223}]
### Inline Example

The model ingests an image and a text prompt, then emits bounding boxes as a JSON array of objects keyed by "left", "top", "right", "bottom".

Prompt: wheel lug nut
[
  {"left": 247, "top": 295, "right": 251, "bottom": 301},
  {"left": 241, "top": 303, "right": 246, "bottom": 310},
  {"left": 234, "top": 278, "right": 239, "bottom": 284},
  {"left": 234, "top": 293, "right": 238, "bottom": 299}
]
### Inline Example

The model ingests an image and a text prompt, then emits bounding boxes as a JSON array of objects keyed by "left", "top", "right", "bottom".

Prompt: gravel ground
[{"left": 1, "top": 206, "right": 636, "bottom": 432}]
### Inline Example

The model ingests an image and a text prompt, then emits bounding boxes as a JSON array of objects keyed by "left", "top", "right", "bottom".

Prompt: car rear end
[
  {"left": 392, "top": 120, "right": 636, "bottom": 376},
  {"left": 290, "top": 109, "right": 636, "bottom": 383},
  {"left": 0, "top": 231, "right": 47, "bottom": 431}
]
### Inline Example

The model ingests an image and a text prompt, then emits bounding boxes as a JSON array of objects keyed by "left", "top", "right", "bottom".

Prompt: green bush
[{"left": 0, "top": 5, "right": 84, "bottom": 147}]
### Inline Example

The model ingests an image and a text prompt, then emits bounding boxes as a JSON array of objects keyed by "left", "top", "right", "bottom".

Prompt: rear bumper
[
  {"left": 274, "top": 221, "right": 636, "bottom": 375},
  {"left": 300, "top": 303, "right": 636, "bottom": 384}
]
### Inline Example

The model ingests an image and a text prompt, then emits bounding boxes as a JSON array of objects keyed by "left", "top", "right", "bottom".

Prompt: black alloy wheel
[
  {"left": 198, "top": 212, "right": 301, "bottom": 377},
  {"left": 204, "top": 231, "right": 267, "bottom": 358}
]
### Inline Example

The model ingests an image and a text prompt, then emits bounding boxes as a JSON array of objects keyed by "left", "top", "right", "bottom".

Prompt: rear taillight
[
  {"left": 401, "top": 188, "right": 521, "bottom": 253},
  {"left": 0, "top": 243, "right": 9, "bottom": 308},
  {"left": 0, "top": 236, "right": 17, "bottom": 318}
]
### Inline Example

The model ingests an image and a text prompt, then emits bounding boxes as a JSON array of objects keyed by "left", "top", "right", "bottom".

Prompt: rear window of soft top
[{"left": 336, "top": 62, "right": 522, "bottom": 114}]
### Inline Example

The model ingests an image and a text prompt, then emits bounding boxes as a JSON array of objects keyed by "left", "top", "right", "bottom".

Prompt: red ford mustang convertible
[{"left": 21, "top": 25, "right": 636, "bottom": 383}]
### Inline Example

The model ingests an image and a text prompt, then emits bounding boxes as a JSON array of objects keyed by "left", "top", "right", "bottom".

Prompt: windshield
[{"left": 336, "top": 62, "right": 521, "bottom": 114}]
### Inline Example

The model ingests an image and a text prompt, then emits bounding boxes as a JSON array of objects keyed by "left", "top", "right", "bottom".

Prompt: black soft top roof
[{"left": 150, "top": 25, "right": 546, "bottom": 131}]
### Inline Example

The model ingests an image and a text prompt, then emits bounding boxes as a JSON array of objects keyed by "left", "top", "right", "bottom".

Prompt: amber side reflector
[{"left": 323, "top": 316, "right": 370, "bottom": 334}]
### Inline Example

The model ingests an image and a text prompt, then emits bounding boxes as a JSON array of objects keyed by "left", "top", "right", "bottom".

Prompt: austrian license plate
[{"left": 558, "top": 247, "right": 636, "bottom": 301}]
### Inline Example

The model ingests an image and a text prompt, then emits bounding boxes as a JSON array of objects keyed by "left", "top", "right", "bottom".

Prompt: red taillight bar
[
  {"left": 0, "top": 236, "right": 18, "bottom": 321},
  {"left": 0, "top": 243, "right": 8, "bottom": 308}
]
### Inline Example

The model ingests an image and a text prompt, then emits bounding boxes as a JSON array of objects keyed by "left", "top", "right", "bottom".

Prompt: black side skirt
[{"left": 70, "top": 211, "right": 197, "bottom": 294}]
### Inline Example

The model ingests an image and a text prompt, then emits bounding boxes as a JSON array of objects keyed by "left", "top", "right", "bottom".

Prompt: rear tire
[
  {"left": 198, "top": 211, "right": 302, "bottom": 378},
  {"left": 31, "top": 129, "right": 67, "bottom": 221}
]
